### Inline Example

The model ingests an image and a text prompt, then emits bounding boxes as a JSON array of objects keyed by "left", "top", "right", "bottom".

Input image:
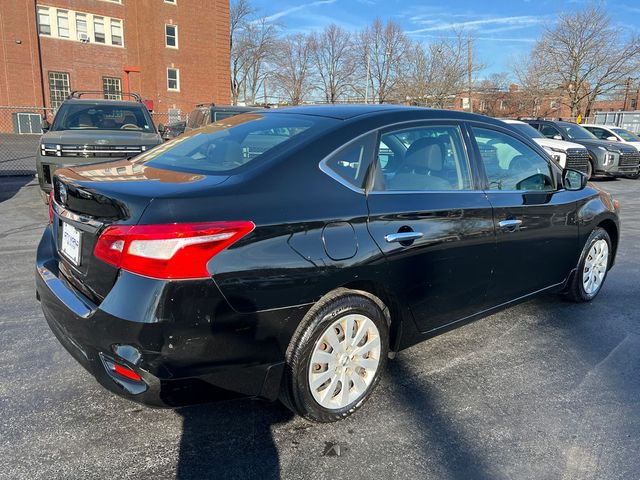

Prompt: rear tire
[
  {"left": 280, "top": 289, "right": 389, "bottom": 423},
  {"left": 564, "top": 227, "right": 611, "bottom": 303}
]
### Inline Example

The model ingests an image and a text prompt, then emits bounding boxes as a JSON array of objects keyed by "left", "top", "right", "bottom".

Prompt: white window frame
[
  {"left": 75, "top": 13, "right": 88, "bottom": 41},
  {"left": 37, "top": 7, "right": 52, "bottom": 36},
  {"left": 165, "top": 24, "right": 178, "bottom": 48},
  {"left": 48, "top": 71, "right": 71, "bottom": 110},
  {"left": 93, "top": 16, "right": 106, "bottom": 43},
  {"left": 110, "top": 19, "right": 123, "bottom": 46},
  {"left": 56, "top": 10, "right": 70, "bottom": 38},
  {"left": 167, "top": 68, "right": 180, "bottom": 91},
  {"left": 103, "top": 77, "right": 122, "bottom": 100},
  {"left": 164, "top": 0, "right": 177, "bottom": 4}
]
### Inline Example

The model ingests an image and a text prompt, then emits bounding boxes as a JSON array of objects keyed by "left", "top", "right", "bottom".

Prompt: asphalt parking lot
[{"left": 0, "top": 176, "right": 638, "bottom": 480}]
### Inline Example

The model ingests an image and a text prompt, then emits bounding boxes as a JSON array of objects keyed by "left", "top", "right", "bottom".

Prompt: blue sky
[{"left": 250, "top": 0, "right": 640, "bottom": 78}]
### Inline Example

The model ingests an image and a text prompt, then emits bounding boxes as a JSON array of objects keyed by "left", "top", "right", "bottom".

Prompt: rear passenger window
[
  {"left": 373, "top": 125, "right": 471, "bottom": 191},
  {"left": 471, "top": 127, "right": 555, "bottom": 191},
  {"left": 323, "top": 133, "right": 376, "bottom": 190}
]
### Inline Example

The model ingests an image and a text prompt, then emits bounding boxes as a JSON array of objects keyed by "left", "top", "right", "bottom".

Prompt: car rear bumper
[{"left": 36, "top": 225, "right": 306, "bottom": 407}]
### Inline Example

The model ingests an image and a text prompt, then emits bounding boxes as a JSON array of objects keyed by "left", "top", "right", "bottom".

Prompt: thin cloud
[
  {"left": 406, "top": 15, "right": 544, "bottom": 34},
  {"left": 264, "top": 0, "right": 338, "bottom": 22}
]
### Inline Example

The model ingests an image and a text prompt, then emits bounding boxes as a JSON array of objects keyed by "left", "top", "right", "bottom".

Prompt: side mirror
[
  {"left": 562, "top": 168, "right": 588, "bottom": 191},
  {"left": 41, "top": 117, "right": 50, "bottom": 132},
  {"left": 606, "top": 136, "right": 618, "bottom": 142},
  {"left": 553, "top": 135, "right": 563, "bottom": 141},
  {"left": 158, "top": 123, "right": 166, "bottom": 134}
]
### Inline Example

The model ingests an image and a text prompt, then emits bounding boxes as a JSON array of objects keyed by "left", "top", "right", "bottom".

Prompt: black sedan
[{"left": 37, "top": 105, "right": 620, "bottom": 422}]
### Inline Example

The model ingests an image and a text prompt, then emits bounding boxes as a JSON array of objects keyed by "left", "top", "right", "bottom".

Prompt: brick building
[{"left": 0, "top": 0, "right": 230, "bottom": 124}]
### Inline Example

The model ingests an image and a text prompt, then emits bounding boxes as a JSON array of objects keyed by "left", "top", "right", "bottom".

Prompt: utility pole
[
  {"left": 467, "top": 39, "right": 473, "bottom": 113},
  {"left": 623, "top": 77, "right": 631, "bottom": 110}
]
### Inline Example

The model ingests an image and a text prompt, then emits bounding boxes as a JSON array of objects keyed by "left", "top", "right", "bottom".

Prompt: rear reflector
[
  {"left": 113, "top": 364, "right": 142, "bottom": 382},
  {"left": 94, "top": 221, "right": 255, "bottom": 279}
]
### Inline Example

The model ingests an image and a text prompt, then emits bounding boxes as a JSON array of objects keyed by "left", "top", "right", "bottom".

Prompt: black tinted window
[
  {"left": 137, "top": 113, "right": 324, "bottom": 174},
  {"left": 472, "top": 127, "right": 555, "bottom": 191}
]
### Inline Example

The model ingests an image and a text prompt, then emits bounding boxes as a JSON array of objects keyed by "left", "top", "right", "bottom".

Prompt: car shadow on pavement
[
  {"left": 387, "top": 359, "right": 497, "bottom": 480},
  {"left": 0, "top": 175, "right": 35, "bottom": 203},
  {"left": 176, "top": 398, "right": 293, "bottom": 480}
]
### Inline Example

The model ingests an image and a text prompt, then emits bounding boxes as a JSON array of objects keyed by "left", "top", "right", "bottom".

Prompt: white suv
[
  {"left": 581, "top": 124, "right": 640, "bottom": 151},
  {"left": 501, "top": 119, "right": 590, "bottom": 174}
]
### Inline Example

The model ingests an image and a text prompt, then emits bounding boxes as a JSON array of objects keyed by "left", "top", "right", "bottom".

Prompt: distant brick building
[{"left": 0, "top": 0, "right": 230, "bottom": 123}]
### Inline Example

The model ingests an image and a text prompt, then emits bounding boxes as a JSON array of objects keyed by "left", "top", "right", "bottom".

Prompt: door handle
[
  {"left": 384, "top": 232, "right": 424, "bottom": 243},
  {"left": 498, "top": 219, "right": 522, "bottom": 230}
]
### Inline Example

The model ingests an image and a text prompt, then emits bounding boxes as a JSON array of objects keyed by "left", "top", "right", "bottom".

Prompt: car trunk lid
[{"left": 52, "top": 159, "right": 229, "bottom": 302}]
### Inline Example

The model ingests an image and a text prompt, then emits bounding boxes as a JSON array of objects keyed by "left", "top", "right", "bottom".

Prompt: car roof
[
  {"left": 196, "top": 105, "right": 263, "bottom": 112},
  {"left": 265, "top": 104, "right": 507, "bottom": 124},
  {"left": 581, "top": 124, "right": 611, "bottom": 129},
  {"left": 500, "top": 119, "right": 525, "bottom": 124},
  {"left": 62, "top": 98, "right": 146, "bottom": 108}
]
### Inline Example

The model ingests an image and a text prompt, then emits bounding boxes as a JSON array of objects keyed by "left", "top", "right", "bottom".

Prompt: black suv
[
  {"left": 523, "top": 119, "right": 640, "bottom": 178},
  {"left": 37, "top": 92, "right": 162, "bottom": 196},
  {"left": 184, "top": 104, "right": 263, "bottom": 133}
]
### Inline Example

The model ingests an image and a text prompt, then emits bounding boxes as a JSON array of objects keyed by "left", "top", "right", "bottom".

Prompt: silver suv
[{"left": 37, "top": 92, "right": 162, "bottom": 196}]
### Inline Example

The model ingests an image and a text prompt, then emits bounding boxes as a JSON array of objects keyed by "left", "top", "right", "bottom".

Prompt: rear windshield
[
  {"left": 52, "top": 103, "right": 154, "bottom": 132},
  {"left": 135, "top": 113, "right": 326, "bottom": 174}
]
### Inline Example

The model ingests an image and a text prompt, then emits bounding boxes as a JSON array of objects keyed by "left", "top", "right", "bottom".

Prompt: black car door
[
  {"left": 366, "top": 122, "right": 496, "bottom": 332},
  {"left": 467, "top": 123, "right": 580, "bottom": 305}
]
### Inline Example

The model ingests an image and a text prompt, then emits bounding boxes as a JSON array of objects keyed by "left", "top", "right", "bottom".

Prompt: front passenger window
[{"left": 472, "top": 127, "right": 555, "bottom": 192}]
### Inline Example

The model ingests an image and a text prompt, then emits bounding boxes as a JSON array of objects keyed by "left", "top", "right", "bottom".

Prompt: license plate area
[{"left": 60, "top": 221, "right": 82, "bottom": 266}]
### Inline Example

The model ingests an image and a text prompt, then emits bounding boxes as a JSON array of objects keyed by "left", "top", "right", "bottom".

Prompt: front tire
[
  {"left": 565, "top": 227, "right": 611, "bottom": 303},
  {"left": 280, "top": 289, "right": 389, "bottom": 422}
]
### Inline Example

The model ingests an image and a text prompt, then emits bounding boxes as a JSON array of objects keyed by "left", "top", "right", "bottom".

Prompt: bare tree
[
  {"left": 535, "top": 6, "right": 640, "bottom": 116},
  {"left": 230, "top": 1, "right": 278, "bottom": 105},
  {"left": 272, "top": 34, "right": 313, "bottom": 105},
  {"left": 357, "top": 19, "right": 410, "bottom": 103},
  {"left": 309, "top": 25, "right": 356, "bottom": 103}
]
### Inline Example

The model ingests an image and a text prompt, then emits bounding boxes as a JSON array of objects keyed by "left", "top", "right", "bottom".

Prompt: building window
[
  {"left": 76, "top": 13, "right": 88, "bottom": 41},
  {"left": 48, "top": 72, "right": 70, "bottom": 110},
  {"left": 550, "top": 100, "right": 559, "bottom": 109},
  {"left": 500, "top": 100, "right": 507, "bottom": 110},
  {"left": 57, "top": 10, "right": 70, "bottom": 38},
  {"left": 111, "top": 19, "right": 123, "bottom": 46},
  {"left": 165, "top": 24, "right": 178, "bottom": 48},
  {"left": 165, "top": 0, "right": 177, "bottom": 4},
  {"left": 103, "top": 77, "right": 122, "bottom": 100},
  {"left": 631, "top": 99, "right": 637, "bottom": 110},
  {"left": 37, "top": 7, "right": 51, "bottom": 35},
  {"left": 94, "top": 16, "right": 105, "bottom": 43},
  {"left": 167, "top": 68, "right": 180, "bottom": 91}
]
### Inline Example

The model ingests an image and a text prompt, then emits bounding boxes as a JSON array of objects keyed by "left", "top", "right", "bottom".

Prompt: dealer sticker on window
[{"left": 61, "top": 222, "right": 82, "bottom": 266}]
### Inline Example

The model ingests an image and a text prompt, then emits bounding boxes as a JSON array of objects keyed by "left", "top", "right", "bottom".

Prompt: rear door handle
[
  {"left": 498, "top": 219, "right": 522, "bottom": 230},
  {"left": 384, "top": 232, "right": 424, "bottom": 243}
]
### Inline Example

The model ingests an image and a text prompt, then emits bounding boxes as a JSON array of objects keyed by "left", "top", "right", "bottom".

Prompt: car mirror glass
[
  {"left": 158, "top": 123, "right": 166, "bottom": 134},
  {"left": 562, "top": 168, "right": 587, "bottom": 191}
]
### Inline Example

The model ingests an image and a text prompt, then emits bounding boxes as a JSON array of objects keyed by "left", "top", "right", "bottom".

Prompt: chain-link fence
[{"left": 0, "top": 106, "right": 53, "bottom": 176}]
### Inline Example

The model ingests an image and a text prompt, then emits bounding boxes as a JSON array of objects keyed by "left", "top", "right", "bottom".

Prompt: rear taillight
[
  {"left": 48, "top": 191, "right": 54, "bottom": 224},
  {"left": 93, "top": 221, "right": 255, "bottom": 280}
]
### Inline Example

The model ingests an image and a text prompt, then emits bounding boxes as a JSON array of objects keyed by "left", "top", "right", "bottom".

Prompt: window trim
[
  {"left": 167, "top": 68, "right": 180, "bottom": 91},
  {"left": 165, "top": 24, "right": 178, "bottom": 48},
  {"left": 465, "top": 121, "right": 560, "bottom": 193},
  {"left": 37, "top": 7, "right": 52, "bottom": 36},
  {"left": 102, "top": 76, "right": 122, "bottom": 100}
]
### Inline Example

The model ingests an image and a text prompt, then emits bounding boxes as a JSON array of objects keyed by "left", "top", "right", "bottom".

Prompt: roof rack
[{"left": 67, "top": 91, "right": 142, "bottom": 102}]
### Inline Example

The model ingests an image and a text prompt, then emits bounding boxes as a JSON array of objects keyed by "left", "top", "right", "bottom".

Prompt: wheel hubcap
[
  {"left": 308, "top": 314, "right": 381, "bottom": 410},
  {"left": 583, "top": 239, "right": 609, "bottom": 295}
]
